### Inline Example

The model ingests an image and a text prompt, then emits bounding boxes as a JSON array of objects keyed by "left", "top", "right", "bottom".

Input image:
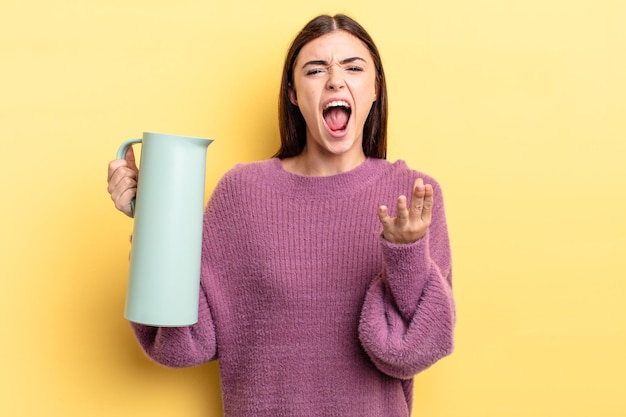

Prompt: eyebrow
[{"left": 301, "top": 57, "right": 367, "bottom": 68}]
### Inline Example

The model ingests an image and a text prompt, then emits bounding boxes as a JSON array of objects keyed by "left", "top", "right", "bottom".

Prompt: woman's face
[{"left": 290, "top": 30, "right": 378, "bottom": 159}]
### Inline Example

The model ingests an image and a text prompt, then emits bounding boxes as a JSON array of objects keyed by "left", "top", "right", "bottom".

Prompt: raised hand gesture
[{"left": 377, "top": 178, "right": 434, "bottom": 244}]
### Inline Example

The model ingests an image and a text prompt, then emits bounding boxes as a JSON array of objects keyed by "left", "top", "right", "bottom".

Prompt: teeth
[{"left": 325, "top": 100, "right": 350, "bottom": 109}]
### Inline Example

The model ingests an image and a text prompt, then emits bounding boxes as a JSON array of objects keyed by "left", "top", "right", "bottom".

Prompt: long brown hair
[{"left": 275, "top": 14, "right": 388, "bottom": 159}]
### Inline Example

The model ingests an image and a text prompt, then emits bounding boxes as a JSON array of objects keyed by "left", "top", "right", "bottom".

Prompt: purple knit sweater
[{"left": 131, "top": 157, "right": 455, "bottom": 416}]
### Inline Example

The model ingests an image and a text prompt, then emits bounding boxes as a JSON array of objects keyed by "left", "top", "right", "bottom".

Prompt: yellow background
[{"left": 1, "top": 0, "right": 624, "bottom": 416}]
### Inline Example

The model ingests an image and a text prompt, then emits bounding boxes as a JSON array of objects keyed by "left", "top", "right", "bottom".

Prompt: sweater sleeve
[
  {"left": 358, "top": 180, "right": 455, "bottom": 379},
  {"left": 130, "top": 281, "right": 218, "bottom": 368}
]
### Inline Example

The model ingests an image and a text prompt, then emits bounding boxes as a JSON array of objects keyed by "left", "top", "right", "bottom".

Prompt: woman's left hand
[{"left": 377, "top": 178, "right": 434, "bottom": 244}]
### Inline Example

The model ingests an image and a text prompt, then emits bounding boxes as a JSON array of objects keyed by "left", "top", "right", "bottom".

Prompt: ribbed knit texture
[{"left": 131, "top": 157, "right": 455, "bottom": 417}]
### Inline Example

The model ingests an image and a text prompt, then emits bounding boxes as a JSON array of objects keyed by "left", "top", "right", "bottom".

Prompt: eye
[
  {"left": 346, "top": 66, "right": 364, "bottom": 72},
  {"left": 306, "top": 67, "right": 326, "bottom": 76}
]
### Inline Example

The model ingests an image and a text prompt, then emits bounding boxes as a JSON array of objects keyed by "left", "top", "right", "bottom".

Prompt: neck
[{"left": 281, "top": 147, "right": 366, "bottom": 177}]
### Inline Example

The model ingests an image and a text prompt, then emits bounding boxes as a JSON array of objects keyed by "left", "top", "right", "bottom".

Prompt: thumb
[{"left": 125, "top": 145, "right": 138, "bottom": 171}]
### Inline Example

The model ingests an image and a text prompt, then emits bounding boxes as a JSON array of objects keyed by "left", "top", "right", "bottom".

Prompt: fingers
[
  {"left": 107, "top": 157, "right": 139, "bottom": 218},
  {"left": 409, "top": 178, "right": 425, "bottom": 217},
  {"left": 409, "top": 178, "right": 434, "bottom": 224},
  {"left": 395, "top": 195, "right": 409, "bottom": 226},
  {"left": 107, "top": 160, "right": 138, "bottom": 194},
  {"left": 107, "top": 159, "right": 122, "bottom": 182},
  {"left": 377, "top": 204, "right": 397, "bottom": 243},
  {"left": 113, "top": 184, "right": 137, "bottom": 217},
  {"left": 377, "top": 204, "right": 391, "bottom": 226},
  {"left": 421, "top": 183, "right": 434, "bottom": 224}
]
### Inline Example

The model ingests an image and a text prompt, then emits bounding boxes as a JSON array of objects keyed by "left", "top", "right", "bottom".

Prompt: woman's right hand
[{"left": 107, "top": 146, "right": 139, "bottom": 218}]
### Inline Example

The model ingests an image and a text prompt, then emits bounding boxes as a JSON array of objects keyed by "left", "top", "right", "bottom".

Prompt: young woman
[{"left": 107, "top": 14, "right": 455, "bottom": 417}]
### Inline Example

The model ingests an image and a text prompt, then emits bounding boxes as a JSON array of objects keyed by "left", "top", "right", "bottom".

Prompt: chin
[{"left": 323, "top": 138, "right": 360, "bottom": 156}]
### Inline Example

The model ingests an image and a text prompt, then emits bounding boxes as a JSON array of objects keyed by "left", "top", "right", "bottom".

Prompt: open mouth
[{"left": 323, "top": 100, "right": 352, "bottom": 133}]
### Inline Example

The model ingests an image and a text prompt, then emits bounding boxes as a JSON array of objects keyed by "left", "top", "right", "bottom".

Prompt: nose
[{"left": 326, "top": 66, "right": 345, "bottom": 90}]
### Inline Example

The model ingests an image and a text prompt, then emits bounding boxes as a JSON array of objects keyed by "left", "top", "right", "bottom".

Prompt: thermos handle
[{"left": 116, "top": 138, "right": 142, "bottom": 216}]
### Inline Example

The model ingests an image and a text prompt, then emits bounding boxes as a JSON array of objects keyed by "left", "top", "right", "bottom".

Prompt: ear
[{"left": 288, "top": 84, "right": 298, "bottom": 106}]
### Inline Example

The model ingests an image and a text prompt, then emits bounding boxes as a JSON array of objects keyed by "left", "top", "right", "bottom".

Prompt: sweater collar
[{"left": 269, "top": 157, "right": 391, "bottom": 199}]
